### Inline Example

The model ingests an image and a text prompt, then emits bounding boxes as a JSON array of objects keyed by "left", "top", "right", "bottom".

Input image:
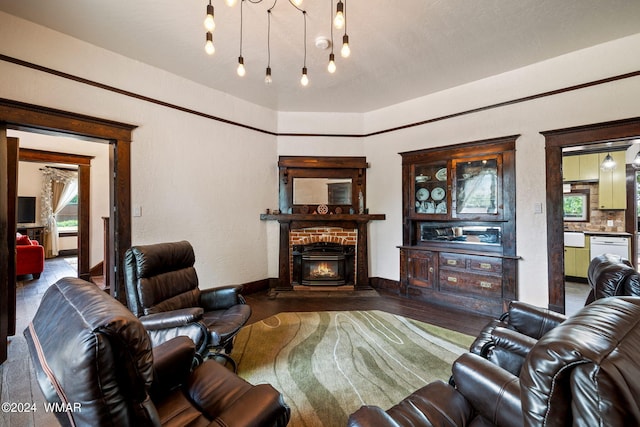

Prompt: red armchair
[{"left": 16, "top": 233, "right": 44, "bottom": 279}]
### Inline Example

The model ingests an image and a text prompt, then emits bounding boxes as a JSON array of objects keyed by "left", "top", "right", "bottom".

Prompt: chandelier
[{"left": 203, "top": 0, "right": 351, "bottom": 87}]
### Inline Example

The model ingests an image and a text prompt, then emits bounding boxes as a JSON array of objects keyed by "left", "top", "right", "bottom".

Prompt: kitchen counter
[{"left": 583, "top": 231, "right": 633, "bottom": 237}]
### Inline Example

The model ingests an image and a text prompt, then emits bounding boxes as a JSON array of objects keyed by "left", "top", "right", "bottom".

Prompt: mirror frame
[{"left": 278, "top": 156, "right": 368, "bottom": 214}]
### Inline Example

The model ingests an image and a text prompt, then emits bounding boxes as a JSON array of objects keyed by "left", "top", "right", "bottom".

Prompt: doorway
[
  {"left": 543, "top": 117, "right": 640, "bottom": 314},
  {"left": 0, "top": 98, "right": 135, "bottom": 364}
]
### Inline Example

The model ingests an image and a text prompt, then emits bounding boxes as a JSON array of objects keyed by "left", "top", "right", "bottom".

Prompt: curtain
[{"left": 41, "top": 168, "right": 78, "bottom": 258}]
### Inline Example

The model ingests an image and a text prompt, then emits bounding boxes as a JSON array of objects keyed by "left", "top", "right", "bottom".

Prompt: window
[
  {"left": 56, "top": 193, "right": 78, "bottom": 231},
  {"left": 563, "top": 192, "right": 589, "bottom": 221}
]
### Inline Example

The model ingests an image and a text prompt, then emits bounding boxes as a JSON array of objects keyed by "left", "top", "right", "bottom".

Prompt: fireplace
[{"left": 293, "top": 242, "right": 355, "bottom": 286}]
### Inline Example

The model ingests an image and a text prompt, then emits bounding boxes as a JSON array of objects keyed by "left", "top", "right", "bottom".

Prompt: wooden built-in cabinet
[{"left": 399, "top": 135, "right": 519, "bottom": 317}]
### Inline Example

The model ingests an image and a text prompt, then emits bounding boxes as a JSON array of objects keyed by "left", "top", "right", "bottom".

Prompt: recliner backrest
[
  {"left": 24, "top": 277, "right": 159, "bottom": 427},
  {"left": 585, "top": 254, "right": 640, "bottom": 304},
  {"left": 124, "top": 240, "right": 201, "bottom": 316},
  {"left": 519, "top": 297, "right": 640, "bottom": 427}
]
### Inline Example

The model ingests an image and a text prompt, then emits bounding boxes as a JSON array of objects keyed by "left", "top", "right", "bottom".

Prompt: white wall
[
  {"left": 2, "top": 10, "right": 640, "bottom": 303},
  {"left": 0, "top": 11, "right": 278, "bottom": 287}
]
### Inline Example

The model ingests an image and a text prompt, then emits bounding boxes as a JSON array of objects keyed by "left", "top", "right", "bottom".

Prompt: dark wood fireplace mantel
[{"left": 260, "top": 213, "right": 385, "bottom": 291}]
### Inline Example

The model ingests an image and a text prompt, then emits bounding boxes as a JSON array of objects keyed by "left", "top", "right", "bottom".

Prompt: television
[{"left": 17, "top": 196, "right": 37, "bottom": 224}]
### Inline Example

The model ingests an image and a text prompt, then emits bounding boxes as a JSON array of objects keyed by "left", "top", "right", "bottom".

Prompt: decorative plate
[
  {"left": 415, "top": 174, "right": 429, "bottom": 183},
  {"left": 317, "top": 204, "right": 329, "bottom": 215},
  {"left": 435, "top": 168, "right": 447, "bottom": 181},
  {"left": 334, "top": 206, "right": 342, "bottom": 214},
  {"left": 431, "top": 187, "right": 446, "bottom": 201},
  {"left": 436, "top": 202, "right": 447, "bottom": 214},
  {"left": 301, "top": 205, "right": 310, "bottom": 214},
  {"left": 416, "top": 188, "right": 430, "bottom": 201}
]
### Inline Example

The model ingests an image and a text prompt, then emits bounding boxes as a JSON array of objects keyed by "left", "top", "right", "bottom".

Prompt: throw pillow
[{"left": 16, "top": 233, "right": 32, "bottom": 246}]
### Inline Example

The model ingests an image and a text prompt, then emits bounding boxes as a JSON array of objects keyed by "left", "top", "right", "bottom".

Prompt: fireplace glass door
[{"left": 302, "top": 253, "right": 345, "bottom": 286}]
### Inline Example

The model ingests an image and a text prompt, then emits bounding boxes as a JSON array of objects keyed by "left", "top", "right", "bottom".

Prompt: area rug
[{"left": 231, "top": 311, "right": 474, "bottom": 426}]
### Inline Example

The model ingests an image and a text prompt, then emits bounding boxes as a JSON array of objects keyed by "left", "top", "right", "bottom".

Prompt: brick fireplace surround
[
  {"left": 290, "top": 227, "right": 357, "bottom": 285},
  {"left": 259, "top": 213, "right": 385, "bottom": 291}
]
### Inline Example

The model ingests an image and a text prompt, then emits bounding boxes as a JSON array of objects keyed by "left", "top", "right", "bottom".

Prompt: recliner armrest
[
  {"left": 214, "top": 384, "right": 290, "bottom": 427},
  {"left": 452, "top": 352, "right": 522, "bottom": 427},
  {"left": 347, "top": 406, "right": 401, "bottom": 427},
  {"left": 151, "top": 336, "right": 195, "bottom": 398},
  {"left": 508, "top": 301, "right": 566, "bottom": 339},
  {"left": 140, "top": 307, "right": 204, "bottom": 330},
  {"left": 200, "top": 285, "right": 244, "bottom": 311},
  {"left": 491, "top": 327, "right": 538, "bottom": 358}
]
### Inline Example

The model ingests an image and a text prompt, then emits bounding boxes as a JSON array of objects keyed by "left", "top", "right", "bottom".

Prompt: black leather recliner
[
  {"left": 124, "top": 240, "right": 251, "bottom": 369},
  {"left": 469, "top": 253, "right": 640, "bottom": 375},
  {"left": 348, "top": 296, "right": 640, "bottom": 426},
  {"left": 24, "top": 277, "right": 290, "bottom": 427}
]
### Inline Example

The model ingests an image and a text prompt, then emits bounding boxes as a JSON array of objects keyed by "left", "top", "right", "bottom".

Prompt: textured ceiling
[{"left": 1, "top": 0, "right": 639, "bottom": 112}]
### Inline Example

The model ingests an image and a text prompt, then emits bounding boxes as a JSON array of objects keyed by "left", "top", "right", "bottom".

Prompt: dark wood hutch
[
  {"left": 260, "top": 156, "right": 385, "bottom": 291},
  {"left": 399, "top": 135, "right": 519, "bottom": 316}
]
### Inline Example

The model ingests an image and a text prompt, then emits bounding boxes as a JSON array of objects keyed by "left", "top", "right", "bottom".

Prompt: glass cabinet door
[
  {"left": 452, "top": 155, "right": 502, "bottom": 219},
  {"left": 413, "top": 161, "right": 449, "bottom": 217}
]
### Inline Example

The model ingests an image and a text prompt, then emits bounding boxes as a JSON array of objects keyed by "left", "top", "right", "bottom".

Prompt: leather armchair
[
  {"left": 348, "top": 296, "right": 640, "bottom": 426},
  {"left": 469, "top": 253, "right": 640, "bottom": 375},
  {"left": 24, "top": 277, "right": 290, "bottom": 427},
  {"left": 124, "top": 240, "right": 251, "bottom": 370}
]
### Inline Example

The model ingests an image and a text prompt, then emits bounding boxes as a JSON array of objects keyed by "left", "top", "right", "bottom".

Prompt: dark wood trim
[
  {"left": 89, "top": 261, "right": 103, "bottom": 277},
  {"left": 626, "top": 164, "right": 637, "bottom": 265},
  {"left": 278, "top": 156, "right": 368, "bottom": 169},
  {"left": 543, "top": 117, "right": 640, "bottom": 313},
  {"left": 0, "top": 98, "right": 135, "bottom": 305},
  {"left": 0, "top": 129, "right": 8, "bottom": 363},
  {"left": 260, "top": 214, "right": 385, "bottom": 222},
  {"left": 58, "top": 249, "right": 79, "bottom": 257},
  {"left": 238, "top": 278, "right": 271, "bottom": 295},
  {"left": 7, "top": 138, "right": 18, "bottom": 338},
  {"left": 2, "top": 54, "right": 639, "bottom": 138},
  {"left": 78, "top": 164, "right": 91, "bottom": 281},
  {"left": 20, "top": 148, "right": 93, "bottom": 165},
  {"left": 369, "top": 277, "right": 401, "bottom": 294},
  {"left": 59, "top": 231, "right": 78, "bottom": 238}
]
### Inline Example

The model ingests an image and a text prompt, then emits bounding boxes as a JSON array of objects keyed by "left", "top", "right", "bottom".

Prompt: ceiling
[{"left": 1, "top": 0, "right": 640, "bottom": 113}]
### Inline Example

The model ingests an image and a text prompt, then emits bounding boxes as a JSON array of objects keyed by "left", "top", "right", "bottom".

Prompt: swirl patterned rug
[{"left": 230, "top": 310, "right": 474, "bottom": 426}]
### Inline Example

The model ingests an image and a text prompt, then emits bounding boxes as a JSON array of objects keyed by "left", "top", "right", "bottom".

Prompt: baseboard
[
  {"left": 58, "top": 249, "right": 78, "bottom": 257},
  {"left": 242, "top": 277, "right": 400, "bottom": 296},
  {"left": 89, "top": 261, "right": 104, "bottom": 277},
  {"left": 240, "top": 278, "right": 271, "bottom": 295},
  {"left": 369, "top": 277, "right": 401, "bottom": 294}
]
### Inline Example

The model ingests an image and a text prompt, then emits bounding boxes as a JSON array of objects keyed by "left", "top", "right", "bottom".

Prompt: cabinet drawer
[
  {"left": 468, "top": 256, "right": 502, "bottom": 274},
  {"left": 439, "top": 253, "right": 467, "bottom": 269},
  {"left": 439, "top": 271, "right": 502, "bottom": 297},
  {"left": 439, "top": 253, "right": 502, "bottom": 274}
]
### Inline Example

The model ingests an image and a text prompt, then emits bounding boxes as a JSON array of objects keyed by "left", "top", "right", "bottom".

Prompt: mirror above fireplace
[
  {"left": 293, "top": 178, "right": 353, "bottom": 205},
  {"left": 278, "top": 156, "right": 367, "bottom": 215}
]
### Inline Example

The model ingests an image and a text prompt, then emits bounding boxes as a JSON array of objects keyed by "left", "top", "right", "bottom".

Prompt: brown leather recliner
[
  {"left": 24, "top": 277, "right": 290, "bottom": 427},
  {"left": 124, "top": 240, "right": 251, "bottom": 370},
  {"left": 348, "top": 296, "right": 640, "bottom": 426},
  {"left": 469, "top": 253, "right": 640, "bottom": 375}
]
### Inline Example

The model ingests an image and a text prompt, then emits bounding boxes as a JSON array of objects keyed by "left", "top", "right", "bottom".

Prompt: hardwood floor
[{"left": 2, "top": 257, "right": 493, "bottom": 426}]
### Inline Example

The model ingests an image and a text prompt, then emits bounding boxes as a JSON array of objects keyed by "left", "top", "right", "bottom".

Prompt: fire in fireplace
[{"left": 293, "top": 242, "right": 355, "bottom": 286}]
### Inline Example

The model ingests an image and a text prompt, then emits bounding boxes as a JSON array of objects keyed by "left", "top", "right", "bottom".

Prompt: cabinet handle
[
  {"left": 447, "top": 276, "right": 457, "bottom": 283},
  {"left": 479, "top": 263, "right": 491, "bottom": 269},
  {"left": 480, "top": 281, "right": 493, "bottom": 288},
  {"left": 447, "top": 260, "right": 458, "bottom": 266}
]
